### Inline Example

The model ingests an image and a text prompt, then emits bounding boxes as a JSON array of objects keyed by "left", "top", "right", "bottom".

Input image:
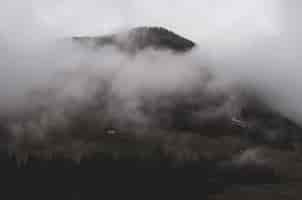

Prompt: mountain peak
[{"left": 72, "top": 26, "right": 195, "bottom": 53}]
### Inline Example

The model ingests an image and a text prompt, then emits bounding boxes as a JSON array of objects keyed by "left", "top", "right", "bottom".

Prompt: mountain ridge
[{"left": 72, "top": 26, "right": 196, "bottom": 53}]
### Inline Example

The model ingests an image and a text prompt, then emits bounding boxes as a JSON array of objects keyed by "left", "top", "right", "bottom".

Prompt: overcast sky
[{"left": 0, "top": 0, "right": 284, "bottom": 41}]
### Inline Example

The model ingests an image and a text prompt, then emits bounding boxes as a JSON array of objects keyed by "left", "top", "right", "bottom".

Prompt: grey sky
[{"left": 0, "top": 0, "right": 282, "bottom": 41}]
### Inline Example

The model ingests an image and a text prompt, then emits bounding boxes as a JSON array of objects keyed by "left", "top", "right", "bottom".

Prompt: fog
[{"left": 1, "top": 0, "right": 302, "bottom": 135}]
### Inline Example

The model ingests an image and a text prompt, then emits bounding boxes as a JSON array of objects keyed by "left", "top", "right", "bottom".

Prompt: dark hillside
[{"left": 0, "top": 27, "right": 302, "bottom": 199}]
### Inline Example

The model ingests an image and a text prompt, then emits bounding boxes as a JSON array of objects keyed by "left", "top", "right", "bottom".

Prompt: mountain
[
  {"left": 1, "top": 26, "right": 302, "bottom": 199},
  {"left": 0, "top": 26, "right": 300, "bottom": 162},
  {"left": 72, "top": 26, "right": 195, "bottom": 53},
  {"left": 71, "top": 26, "right": 301, "bottom": 148},
  {"left": 0, "top": 26, "right": 300, "bottom": 163}
]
